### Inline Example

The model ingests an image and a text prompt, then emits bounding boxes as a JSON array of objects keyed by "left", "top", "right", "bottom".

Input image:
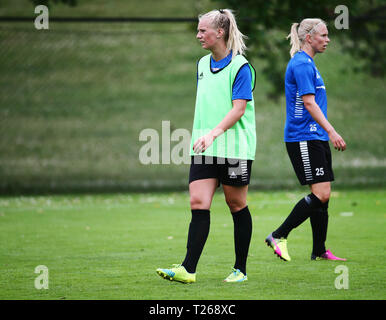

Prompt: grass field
[
  {"left": 0, "top": 189, "right": 385, "bottom": 300},
  {"left": 0, "top": 0, "right": 385, "bottom": 302}
]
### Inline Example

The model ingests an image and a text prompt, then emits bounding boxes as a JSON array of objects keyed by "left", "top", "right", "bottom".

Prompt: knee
[
  {"left": 313, "top": 190, "right": 330, "bottom": 203},
  {"left": 225, "top": 197, "right": 246, "bottom": 213},
  {"left": 190, "top": 194, "right": 210, "bottom": 210},
  {"left": 311, "top": 182, "right": 331, "bottom": 204}
]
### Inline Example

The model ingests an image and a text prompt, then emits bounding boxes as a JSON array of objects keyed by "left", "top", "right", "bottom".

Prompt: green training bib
[{"left": 190, "top": 54, "right": 256, "bottom": 160}]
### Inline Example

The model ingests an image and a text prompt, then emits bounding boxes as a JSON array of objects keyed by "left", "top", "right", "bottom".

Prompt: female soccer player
[
  {"left": 156, "top": 9, "right": 256, "bottom": 283},
  {"left": 265, "top": 19, "right": 347, "bottom": 262}
]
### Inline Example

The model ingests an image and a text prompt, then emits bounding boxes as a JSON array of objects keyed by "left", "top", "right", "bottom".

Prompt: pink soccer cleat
[{"left": 311, "top": 249, "right": 347, "bottom": 261}]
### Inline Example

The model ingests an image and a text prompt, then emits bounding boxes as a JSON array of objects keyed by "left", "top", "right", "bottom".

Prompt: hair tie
[{"left": 219, "top": 9, "right": 224, "bottom": 14}]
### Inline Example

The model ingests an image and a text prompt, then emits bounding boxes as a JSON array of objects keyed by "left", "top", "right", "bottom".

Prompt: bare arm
[
  {"left": 302, "top": 94, "right": 346, "bottom": 151},
  {"left": 193, "top": 99, "right": 247, "bottom": 154}
]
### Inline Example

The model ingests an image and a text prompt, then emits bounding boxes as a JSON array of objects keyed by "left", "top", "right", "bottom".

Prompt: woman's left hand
[{"left": 193, "top": 133, "right": 215, "bottom": 154}]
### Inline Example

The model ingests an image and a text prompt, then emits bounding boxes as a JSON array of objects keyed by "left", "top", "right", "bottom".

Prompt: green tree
[{"left": 220, "top": 0, "right": 385, "bottom": 99}]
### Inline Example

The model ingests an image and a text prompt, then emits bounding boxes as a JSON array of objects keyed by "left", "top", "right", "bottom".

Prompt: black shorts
[
  {"left": 286, "top": 140, "right": 334, "bottom": 185},
  {"left": 189, "top": 156, "right": 253, "bottom": 186}
]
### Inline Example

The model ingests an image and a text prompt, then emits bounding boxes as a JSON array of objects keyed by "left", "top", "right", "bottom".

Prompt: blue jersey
[
  {"left": 197, "top": 51, "right": 252, "bottom": 101},
  {"left": 284, "top": 51, "right": 328, "bottom": 142}
]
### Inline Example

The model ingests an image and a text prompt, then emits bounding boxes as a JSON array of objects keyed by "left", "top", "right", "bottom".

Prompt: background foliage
[
  {"left": 0, "top": 0, "right": 384, "bottom": 194},
  {"left": 222, "top": 0, "right": 385, "bottom": 98}
]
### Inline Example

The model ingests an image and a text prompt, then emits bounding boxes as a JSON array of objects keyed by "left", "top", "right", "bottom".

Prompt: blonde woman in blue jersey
[
  {"left": 265, "top": 19, "right": 347, "bottom": 262},
  {"left": 156, "top": 9, "right": 256, "bottom": 283}
]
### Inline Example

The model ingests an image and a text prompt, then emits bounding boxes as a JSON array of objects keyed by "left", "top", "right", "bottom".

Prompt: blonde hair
[
  {"left": 287, "top": 18, "right": 327, "bottom": 57},
  {"left": 198, "top": 9, "right": 247, "bottom": 58}
]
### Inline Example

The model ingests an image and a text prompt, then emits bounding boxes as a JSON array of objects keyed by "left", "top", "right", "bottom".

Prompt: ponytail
[
  {"left": 198, "top": 9, "right": 247, "bottom": 58},
  {"left": 287, "top": 18, "right": 327, "bottom": 57},
  {"left": 222, "top": 9, "right": 247, "bottom": 58},
  {"left": 287, "top": 23, "right": 300, "bottom": 57}
]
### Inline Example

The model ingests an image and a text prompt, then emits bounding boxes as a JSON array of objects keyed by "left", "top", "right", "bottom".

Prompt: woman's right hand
[
  {"left": 328, "top": 130, "right": 346, "bottom": 151},
  {"left": 193, "top": 132, "right": 216, "bottom": 154}
]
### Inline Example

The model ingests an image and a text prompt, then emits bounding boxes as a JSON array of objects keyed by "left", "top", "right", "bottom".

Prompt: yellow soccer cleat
[
  {"left": 265, "top": 233, "right": 291, "bottom": 261},
  {"left": 224, "top": 268, "right": 248, "bottom": 283},
  {"left": 156, "top": 264, "right": 196, "bottom": 284}
]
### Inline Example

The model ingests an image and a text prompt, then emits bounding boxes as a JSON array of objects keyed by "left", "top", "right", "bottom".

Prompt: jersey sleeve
[
  {"left": 232, "top": 64, "right": 253, "bottom": 101},
  {"left": 293, "top": 62, "right": 315, "bottom": 96}
]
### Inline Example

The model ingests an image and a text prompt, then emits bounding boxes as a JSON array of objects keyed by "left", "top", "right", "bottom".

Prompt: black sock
[
  {"left": 310, "top": 200, "right": 329, "bottom": 256},
  {"left": 232, "top": 206, "right": 252, "bottom": 275},
  {"left": 272, "top": 193, "right": 323, "bottom": 239},
  {"left": 181, "top": 209, "right": 210, "bottom": 273}
]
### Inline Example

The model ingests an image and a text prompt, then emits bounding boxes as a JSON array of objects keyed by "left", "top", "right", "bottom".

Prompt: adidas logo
[{"left": 198, "top": 72, "right": 204, "bottom": 80}]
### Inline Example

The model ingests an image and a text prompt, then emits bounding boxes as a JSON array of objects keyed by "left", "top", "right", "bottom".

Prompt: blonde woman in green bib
[{"left": 157, "top": 9, "right": 257, "bottom": 284}]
